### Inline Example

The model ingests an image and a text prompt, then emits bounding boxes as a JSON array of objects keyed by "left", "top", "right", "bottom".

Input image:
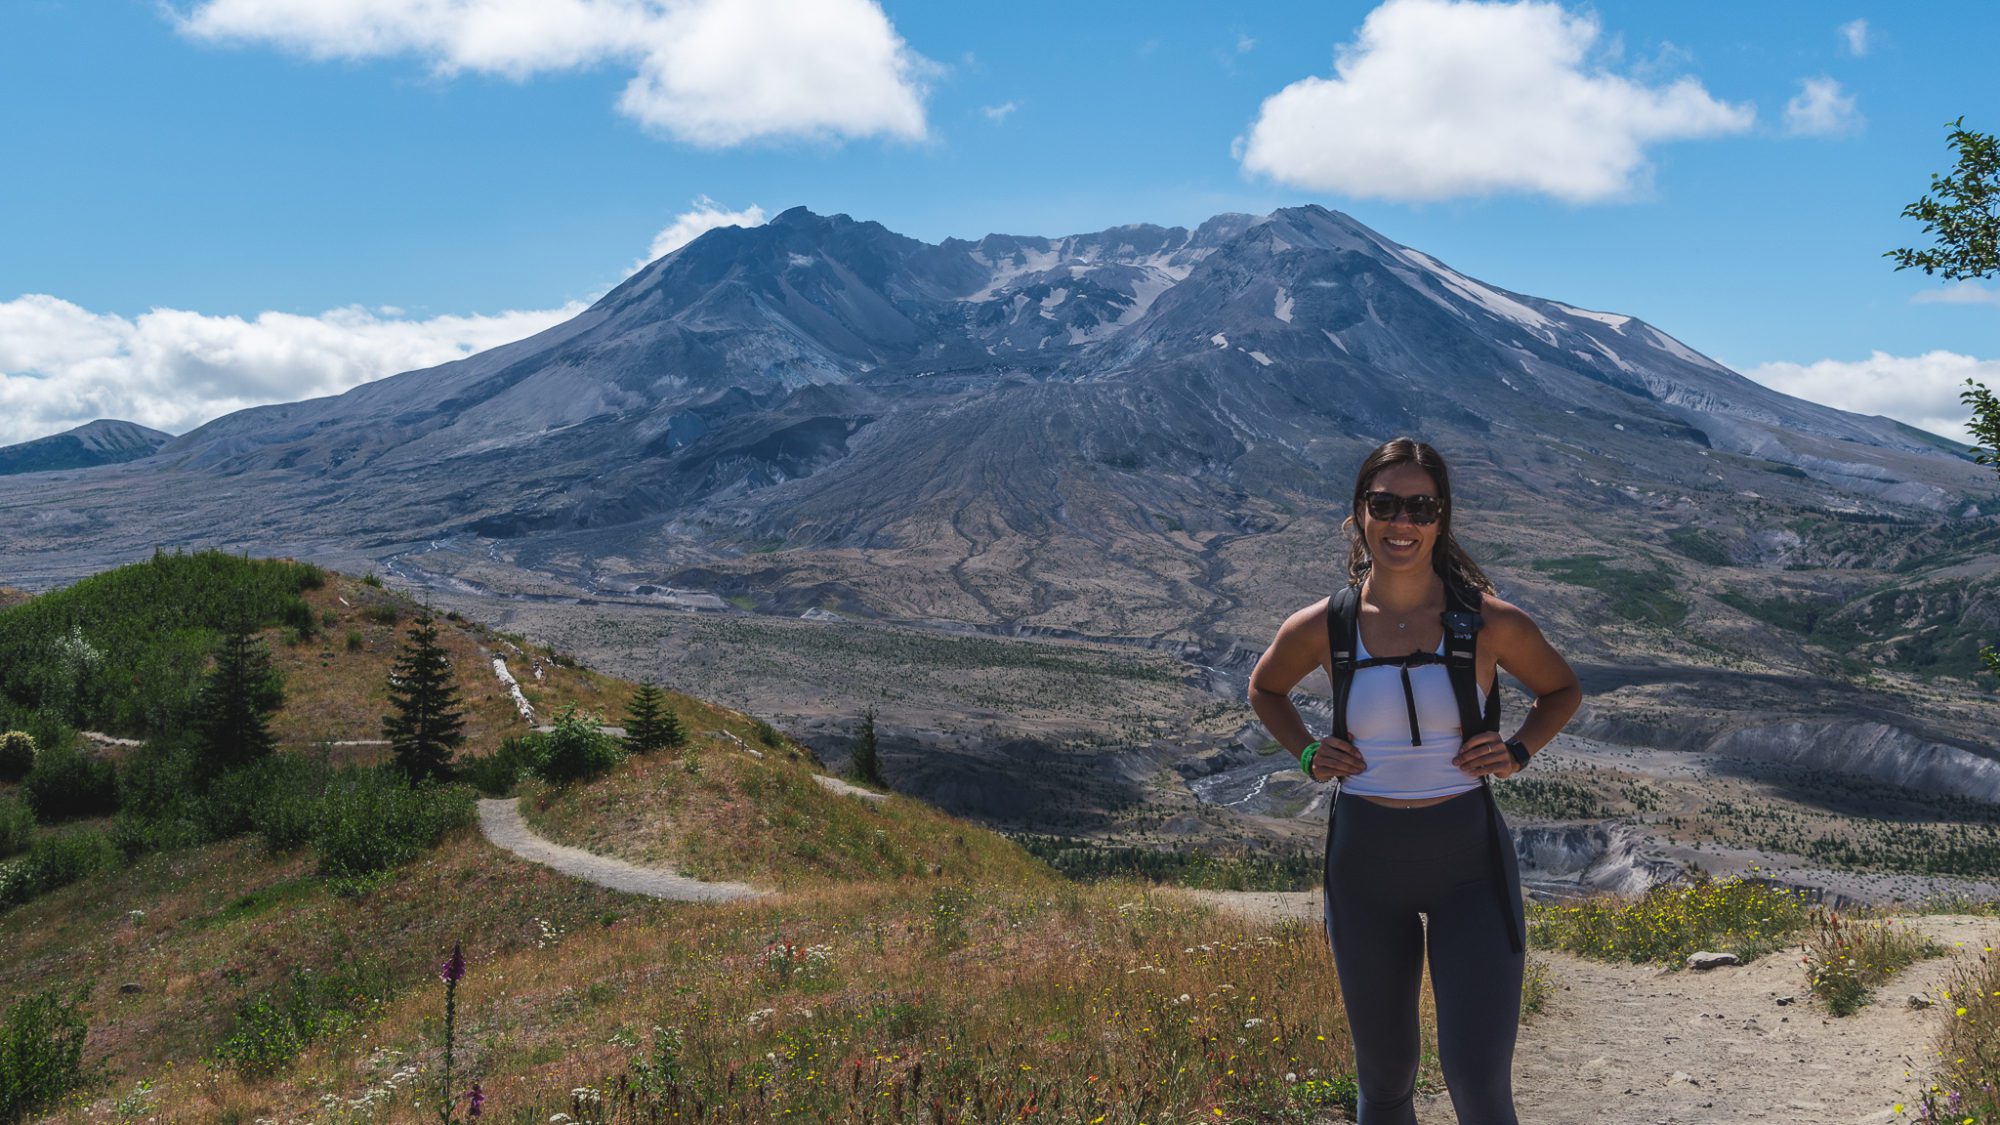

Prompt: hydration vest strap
[{"left": 1327, "top": 585, "right": 1360, "bottom": 743}]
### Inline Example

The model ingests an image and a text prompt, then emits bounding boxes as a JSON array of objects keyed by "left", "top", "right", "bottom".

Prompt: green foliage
[
  {"left": 0, "top": 549, "right": 322, "bottom": 737},
  {"left": 0, "top": 989, "right": 88, "bottom": 1123},
  {"left": 460, "top": 735, "right": 542, "bottom": 797},
  {"left": 363, "top": 605, "right": 400, "bottom": 627},
  {"left": 1663, "top": 526, "right": 1730, "bottom": 566},
  {"left": 0, "top": 733, "right": 32, "bottom": 783},
  {"left": 0, "top": 798, "right": 31, "bottom": 859},
  {"left": 753, "top": 719, "right": 783, "bottom": 748},
  {"left": 532, "top": 704, "right": 625, "bottom": 784},
  {"left": 20, "top": 743, "right": 118, "bottom": 822},
  {"left": 1889, "top": 116, "right": 2000, "bottom": 280},
  {"left": 0, "top": 828, "right": 119, "bottom": 910},
  {"left": 345, "top": 629, "right": 364, "bottom": 652},
  {"left": 381, "top": 614, "right": 466, "bottom": 783},
  {"left": 214, "top": 961, "right": 393, "bottom": 1076},
  {"left": 1492, "top": 775, "right": 1607, "bottom": 820},
  {"left": 1801, "top": 908, "right": 1942, "bottom": 1016},
  {"left": 620, "top": 683, "right": 684, "bottom": 754},
  {"left": 1530, "top": 554, "right": 1686, "bottom": 627},
  {"left": 362, "top": 573, "right": 383, "bottom": 588},
  {"left": 311, "top": 770, "right": 475, "bottom": 883},
  {"left": 850, "top": 707, "right": 883, "bottom": 786},
  {"left": 189, "top": 622, "right": 283, "bottom": 788},
  {"left": 1529, "top": 876, "right": 1817, "bottom": 967},
  {"left": 200, "top": 754, "right": 331, "bottom": 849},
  {"left": 1011, "top": 834, "right": 1319, "bottom": 891}
]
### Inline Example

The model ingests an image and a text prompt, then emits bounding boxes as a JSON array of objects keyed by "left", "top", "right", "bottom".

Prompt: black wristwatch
[{"left": 1504, "top": 738, "right": 1531, "bottom": 769}]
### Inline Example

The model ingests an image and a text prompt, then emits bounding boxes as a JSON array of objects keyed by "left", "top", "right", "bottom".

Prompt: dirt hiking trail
[{"left": 1170, "top": 890, "right": 1999, "bottom": 1125}]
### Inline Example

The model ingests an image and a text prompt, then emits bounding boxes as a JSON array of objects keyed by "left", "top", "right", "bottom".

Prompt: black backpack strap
[
  {"left": 1440, "top": 580, "right": 1499, "bottom": 738},
  {"left": 1326, "top": 585, "right": 1361, "bottom": 743}
]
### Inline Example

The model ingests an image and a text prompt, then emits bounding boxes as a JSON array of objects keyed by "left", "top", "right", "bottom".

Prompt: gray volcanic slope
[
  {"left": 0, "top": 205, "right": 1995, "bottom": 787},
  {"left": 0, "top": 419, "right": 171, "bottom": 476}
]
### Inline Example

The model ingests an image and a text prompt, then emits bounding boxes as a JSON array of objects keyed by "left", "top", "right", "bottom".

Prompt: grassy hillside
[{"left": 0, "top": 556, "right": 1377, "bottom": 1123}]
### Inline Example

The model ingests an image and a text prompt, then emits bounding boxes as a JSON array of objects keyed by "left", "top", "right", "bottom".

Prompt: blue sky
[{"left": 2, "top": 0, "right": 1997, "bottom": 446}]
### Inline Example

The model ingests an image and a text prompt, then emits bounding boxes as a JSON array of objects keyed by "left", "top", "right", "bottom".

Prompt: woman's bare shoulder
[{"left": 1476, "top": 590, "right": 1540, "bottom": 640}]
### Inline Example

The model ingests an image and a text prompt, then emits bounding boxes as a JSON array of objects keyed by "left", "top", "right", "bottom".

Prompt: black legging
[{"left": 1321, "top": 786, "right": 1524, "bottom": 1124}]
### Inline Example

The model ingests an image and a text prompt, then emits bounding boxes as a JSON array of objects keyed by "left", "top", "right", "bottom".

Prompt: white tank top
[{"left": 1336, "top": 630, "right": 1488, "bottom": 800}]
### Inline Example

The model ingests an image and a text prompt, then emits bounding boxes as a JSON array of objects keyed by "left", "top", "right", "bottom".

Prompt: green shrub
[
  {"left": 21, "top": 745, "right": 119, "bottom": 822},
  {"left": 115, "top": 738, "right": 197, "bottom": 822},
  {"left": 363, "top": 606, "right": 399, "bottom": 627},
  {"left": 1529, "top": 876, "right": 1816, "bottom": 966},
  {"left": 107, "top": 811, "right": 207, "bottom": 863},
  {"left": 0, "top": 732, "right": 32, "bottom": 783},
  {"left": 320, "top": 609, "right": 338, "bottom": 629},
  {"left": 0, "top": 829, "right": 119, "bottom": 909},
  {"left": 312, "top": 770, "right": 474, "bottom": 882},
  {"left": 0, "top": 989, "right": 87, "bottom": 1122},
  {"left": 201, "top": 754, "right": 330, "bottom": 843},
  {"left": 0, "top": 799, "right": 31, "bottom": 860},
  {"left": 344, "top": 629, "right": 364, "bottom": 652},
  {"left": 532, "top": 705, "right": 624, "bottom": 784},
  {"left": 214, "top": 962, "right": 391, "bottom": 1076},
  {"left": 461, "top": 735, "right": 543, "bottom": 796},
  {"left": 362, "top": 573, "right": 383, "bottom": 588}
]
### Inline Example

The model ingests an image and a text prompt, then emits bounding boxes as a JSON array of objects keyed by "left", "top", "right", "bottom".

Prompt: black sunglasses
[{"left": 1362, "top": 490, "right": 1444, "bottom": 526}]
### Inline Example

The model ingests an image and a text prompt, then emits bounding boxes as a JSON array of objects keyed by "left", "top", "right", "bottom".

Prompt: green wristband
[{"left": 1299, "top": 740, "right": 1323, "bottom": 776}]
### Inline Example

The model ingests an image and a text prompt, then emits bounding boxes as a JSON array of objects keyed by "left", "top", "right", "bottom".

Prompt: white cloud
[
  {"left": 1912, "top": 282, "right": 2000, "bottom": 308},
  {"left": 0, "top": 295, "right": 584, "bottom": 448},
  {"left": 981, "top": 101, "right": 1018, "bottom": 123},
  {"left": 1236, "top": 33, "right": 1256, "bottom": 55},
  {"left": 635, "top": 197, "right": 767, "bottom": 272},
  {"left": 1839, "top": 18, "right": 1869, "bottom": 57},
  {"left": 1744, "top": 351, "right": 2000, "bottom": 445},
  {"left": 0, "top": 201, "right": 774, "bottom": 448},
  {"left": 1783, "top": 76, "right": 1862, "bottom": 137},
  {"left": 177, "top": 0, "right": 934, "bottom": 146},
  {"left": 1238, "top": 0, "right": 1754, "bottom": 203}
]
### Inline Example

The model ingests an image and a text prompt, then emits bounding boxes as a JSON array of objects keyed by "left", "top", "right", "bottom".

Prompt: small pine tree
[
  {"left": 191, "top": 620, "right": 283, "bottom": 788},
  {"left": 850, "top": 707, "right": 882, "bottom": 786},
  {"left": 381, "top": 612, "right": 466, "bottom": 782},
  {"left": 623, "top": 682, "right": 665, "bottom": 753}
]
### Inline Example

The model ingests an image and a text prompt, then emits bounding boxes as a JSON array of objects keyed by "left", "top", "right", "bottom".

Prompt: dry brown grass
[{"left": 264, "top": 574, "right": 644, "bottom": 761}]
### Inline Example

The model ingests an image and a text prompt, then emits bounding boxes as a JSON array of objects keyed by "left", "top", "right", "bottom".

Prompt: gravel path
[
  {"left": 1167, "top": 889, "right": 2000, "bottom": 1124},
  {"left": 476, "top": 798, "right": 770, "bottom": 902}
]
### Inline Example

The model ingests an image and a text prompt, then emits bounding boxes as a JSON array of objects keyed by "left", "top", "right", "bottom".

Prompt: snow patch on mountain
[
  {"left": 1552, "top": 302, "right": 1631, "bottom": 331},
  {"left": 1399, "top": 249, "right": 1555, "bottom": 336},
  {"left": 1273, "top": 287, "right": 1294, "bottom": 323}
]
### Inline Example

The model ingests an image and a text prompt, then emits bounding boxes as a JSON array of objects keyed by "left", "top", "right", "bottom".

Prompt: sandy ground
[{"left": 1167, "top": 889, "right": 2000, "bottom": 1125}]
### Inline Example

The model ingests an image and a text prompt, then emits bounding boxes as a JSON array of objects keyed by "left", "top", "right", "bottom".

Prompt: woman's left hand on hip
[{"left": 1455, "top": 731, "right": 1520, "bottom": 780}]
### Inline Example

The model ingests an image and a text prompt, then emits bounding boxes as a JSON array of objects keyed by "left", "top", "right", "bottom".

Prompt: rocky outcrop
[
  {"left": 1706, "top": 720, "right": 2000, "bottom": 803},
  {"left": 1514, "top": 821, "right": 1681, "bottom": 898}
]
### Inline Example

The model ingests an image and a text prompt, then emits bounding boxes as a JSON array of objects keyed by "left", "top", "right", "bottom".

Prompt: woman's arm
[
  {"left": 1453, "top": 594, "right": 1582, "bottom": 779},
  {"left": 1247, "top": 599, "right": 1366, "bottom": 781}
]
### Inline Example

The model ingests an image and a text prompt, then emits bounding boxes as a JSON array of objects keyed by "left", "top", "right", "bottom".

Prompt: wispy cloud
[
  {"left": 1745, "top": 350, "right": 1999, "bottom": 445},
  {"left": 1239, "top": 0, "right": 1753, "bottom": 203},
  {"left": 634, "top": 197, "right": 767, "bottom": 272},
  {"left": 1783, "top": 76, "right": 1862, "bottom": 137},
  {"left": 1839, "top": 18, "right": 1869, "bottom": 57},
  {"left": 0, "top": 200, "right": 774, "bottom": 448},
  {"left": 1911, "top": 282, "right": 2000, "bottom": 308},
  {"left": 0, "top": 296, "right": 586, "bottom": 447},
  {"left": 175, "top": 0, "right": 936, "bottom": 147},
  {"left": 982, "top": 101, "right": 1018, "bottom": 124}
]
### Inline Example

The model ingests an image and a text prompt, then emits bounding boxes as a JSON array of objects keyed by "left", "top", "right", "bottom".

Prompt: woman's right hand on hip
[{"left": 1309, "top": 738, "right": 1365, "bottom": 782}]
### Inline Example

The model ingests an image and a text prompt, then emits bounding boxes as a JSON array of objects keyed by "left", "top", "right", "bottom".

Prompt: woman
[{"left": 1247, "top": 437, "right": 1581, "bottom": 1125}]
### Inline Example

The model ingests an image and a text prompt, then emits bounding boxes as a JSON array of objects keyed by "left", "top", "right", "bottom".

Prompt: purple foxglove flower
[
  {"left": 441, "top": 941, "right": 465, "bottom": 984},
  {"left": 468, "top": 1082, "right": 484, "bottom": 1117}
]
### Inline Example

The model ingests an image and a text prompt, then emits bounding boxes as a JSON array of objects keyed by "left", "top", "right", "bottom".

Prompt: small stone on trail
[
  {"left": 119, "top": 982, "right": 142, "bottom": 994},
  {"left": 1908, "top": 994, "right": 1935, "bottom": 1009},
  {"left": 1774, "top": 995, "right": 1795, "bottom": 1006},
  {"left": 1685, "top": 951, "right": 1739, "bottom": 970}
]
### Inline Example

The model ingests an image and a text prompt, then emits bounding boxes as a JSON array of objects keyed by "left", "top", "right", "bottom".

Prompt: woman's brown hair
[{"left": 1342, "top": 437, "right": 1493, "bottom": 593}]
